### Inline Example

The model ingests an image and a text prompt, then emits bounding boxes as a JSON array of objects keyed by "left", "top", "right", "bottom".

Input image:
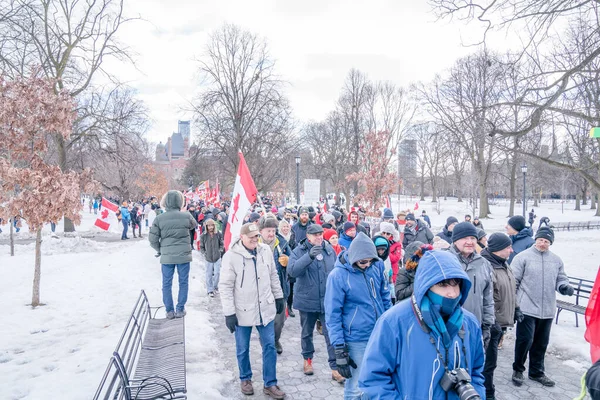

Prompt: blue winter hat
[
  {"left": 373, "top": 236, "right": 389, "bottom": 249},
  {"left": 343, "top": 221, "right": 356, "bottom": 233},
  {"left": 382, "top": 208, "right": 394, "bottom": 219}
]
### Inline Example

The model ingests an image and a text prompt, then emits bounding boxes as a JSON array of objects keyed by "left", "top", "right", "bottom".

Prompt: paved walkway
[{"left": 204, "top": 266, "right": 586, "bottom": 399}]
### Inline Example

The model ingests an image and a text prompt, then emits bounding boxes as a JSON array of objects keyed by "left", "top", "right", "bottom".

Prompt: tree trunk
[
  {"left": 457, "top": 174, "right": 463, "bottom": 202},
  {"left": 596, "top": 192, "right": 600, "bottom": 217},
  {"left": 55, "top": 134, "right": 76, "bottom": 233},
  {"left": 31, "top": 229, "right": 42, "bottom": 307},
  {"left": 9, "top": 218, "right": 14, "bottom": 256},
  {"left": 533, "top": 192, "right": 539, "bottom": 208},
  {"left": 582, "top": 180, "right": 588, "bottom": 206},
  {"left": 508, "top": 160, "right": 517, "bottom": 217},
  {"left": 431, "top": 179, "right": 438, "bottom": 203},
  {"left": 575, "top": 194, "right": 581, "bottom": 211},
  {"left": 478, "top": 181, "right": 489, "bottom": 218},
  {"left": 420, "top": 173, "right": 425, "bottom": 201},
  {"left": 592, "top": 192, "right": 597, "bottom": 210}
]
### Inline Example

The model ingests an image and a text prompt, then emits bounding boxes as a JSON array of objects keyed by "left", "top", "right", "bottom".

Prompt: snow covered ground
[
  {"left": 0, "top": 197, "right": 598, "bottom": 399},
  {"left": 0, "top": 210, "right": 231, "bottom": 399}
]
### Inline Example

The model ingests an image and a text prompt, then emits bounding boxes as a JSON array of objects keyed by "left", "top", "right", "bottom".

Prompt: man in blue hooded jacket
[
  {"left": 506, "top": 215, "right": 534, "bottom": 264},
  {"left": 358, "top": 250, "right": 486, "bottom": 399},
  {"left": 325, "top": 232, "right": 392, "bottom": 399}
]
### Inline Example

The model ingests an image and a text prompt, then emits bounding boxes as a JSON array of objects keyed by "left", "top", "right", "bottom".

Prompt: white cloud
[{"left": 104, "top": 0, "right": 515, "bottom": 144}]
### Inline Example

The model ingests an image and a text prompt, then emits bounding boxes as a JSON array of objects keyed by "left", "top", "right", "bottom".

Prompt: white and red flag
[
  {"left": 414, "top": 201, "right": 419, "bottom": 211},
  {"left": 94, "top": 197, "right": 119, "bottom": 231},
  {"left": 224, "top": 152, "right": 258, "bottom": 250}
]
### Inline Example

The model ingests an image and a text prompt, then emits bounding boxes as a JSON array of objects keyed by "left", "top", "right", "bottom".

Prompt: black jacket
[{"left": 395, "top": 268, "right": 416, "bottom": 301}]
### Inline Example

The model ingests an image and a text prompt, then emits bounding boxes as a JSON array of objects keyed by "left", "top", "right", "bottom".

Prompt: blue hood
[
  {"left": 512, "top": 227, "right": 533, "bottom": 241},
  {"left": 413, "top": 250, "right": 472, "bottom": 308}
]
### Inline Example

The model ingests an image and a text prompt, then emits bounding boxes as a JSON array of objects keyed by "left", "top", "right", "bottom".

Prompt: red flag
[
  {"left": 385, "top": 195, "right": 391, "bottom": 209},
  {"left": 224, "top": 152, "right": 258, "bottom": 250},
  {"left": 585, "top": 267, "right": 600, "bottom": 363},
  {"left": 323, "top": 202, "right": 328, "bottom": 212},
  {"left": 94, "top": 197, "right": 119, "bottom": 231},
  {"left": 414, "top": 201, "right": 419, "bottom": 211}
]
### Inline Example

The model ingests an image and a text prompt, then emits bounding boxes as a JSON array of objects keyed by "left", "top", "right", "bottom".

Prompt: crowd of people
[{"left": 145, "top": 193, "right": 597, "bottom": 399}]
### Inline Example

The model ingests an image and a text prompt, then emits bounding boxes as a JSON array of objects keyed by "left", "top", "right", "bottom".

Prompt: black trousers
[
  {"left": 513, "top": 315, "right": 553, "bottom": 378},
  {"left": 483, "top": 322, "right": 504, "bottom": 397},
  {"left": 287, "top": 280, "right": 295, "bottom": 309},
  {"left": 299, "top": 311, "right": 337, "bottom": 369}
]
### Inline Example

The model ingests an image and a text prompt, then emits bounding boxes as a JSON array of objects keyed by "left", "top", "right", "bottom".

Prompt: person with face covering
[
  {"left": 358, "top": 250, "right": 486, "bottom": 399},
  {"left": 220, "top": 223, "right": 286, "bottom": 399},
  {"left": 288, "top": 224, "right": 343, "bottom": 383},
  {"left": 325, "top": 233, "right": 392, "bottom": 399}
]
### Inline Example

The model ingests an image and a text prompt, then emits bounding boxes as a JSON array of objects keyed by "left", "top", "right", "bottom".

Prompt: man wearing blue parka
[
  {"left": 325, "top": 232, "right": 392, "bottom": 399},
  {"left": 358, "top": 250, "right": 486, "bottom": 399}
]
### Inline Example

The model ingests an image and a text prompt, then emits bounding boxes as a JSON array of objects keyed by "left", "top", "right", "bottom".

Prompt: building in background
[
  {"left": 154, "top": 121, "right": 193, "bottom": 189},
  {"left": 398, "top": 138, "right": 417, "bottom": 195}
]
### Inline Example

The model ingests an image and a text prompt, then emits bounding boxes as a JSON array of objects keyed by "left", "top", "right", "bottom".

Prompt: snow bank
[{"left": 0, "top": 236, "right": 229, "bottom": 399}]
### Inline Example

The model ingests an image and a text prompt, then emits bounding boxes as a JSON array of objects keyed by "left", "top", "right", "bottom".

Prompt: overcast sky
[{"left": 108, "top": 0, "right": 503, "bottom": 145}]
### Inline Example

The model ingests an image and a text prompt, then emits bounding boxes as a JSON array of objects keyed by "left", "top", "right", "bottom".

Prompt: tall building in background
[
  {"left": 154, "top": 121, "right": 192, "bottom": 189},
  {"left": 398, "top": 139, "right": 417, "bottom": 194}
]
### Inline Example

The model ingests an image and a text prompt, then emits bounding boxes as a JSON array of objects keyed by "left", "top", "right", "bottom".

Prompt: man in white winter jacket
[{"left": 220, "top": 222, "right": 286, "bottom": 399}]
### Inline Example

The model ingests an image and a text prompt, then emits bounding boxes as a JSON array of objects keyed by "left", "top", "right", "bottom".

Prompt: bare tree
[
  {"left": 191, "top": 24, "right": 295, "bottom": 192},
  {"left": 0, "top": 0, "right": 137, "bottom": 230}
]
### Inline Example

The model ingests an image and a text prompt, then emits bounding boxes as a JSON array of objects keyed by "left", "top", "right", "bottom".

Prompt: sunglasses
[
  {"left": 357, "top": 259, "right": 375, "bottom": 265},
  {"left": 437, "top": 278, "right": 461, "bottom": 287},
  {"left": 381, "top": 232, "right": 392, "bottom": 236}
]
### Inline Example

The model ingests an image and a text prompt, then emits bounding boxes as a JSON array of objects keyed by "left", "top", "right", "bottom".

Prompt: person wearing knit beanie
[
  {"left": 507, "top": 215, "right": 526, "bottom": 234},
  {"left": 487, "top": 232, "right": 513, "bottom": 253},
  {"left": 338, "top": 222, "right": 356, "bottom": 250},
  {"left": 534, "top": 227, "right": 554, "bottom": 244},
  {"left": 436, "top": 216, "right": 459, "bottom": 244},
  {"left": 451, "top": 222, "right": 478, "bottom": 243},
  {"left": 324, "top": 228, "right": 343, "bottom": 255}
]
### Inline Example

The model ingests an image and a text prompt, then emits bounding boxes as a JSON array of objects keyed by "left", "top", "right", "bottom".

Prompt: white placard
[{"left": 303, "top": 179, "right": 321, "bottom": 205}]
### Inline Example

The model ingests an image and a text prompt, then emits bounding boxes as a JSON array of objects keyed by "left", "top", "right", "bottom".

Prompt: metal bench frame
[
  {"left": 555, "top": 276, "right": 594, "bottom": 327},
  {"left": 93, "top": 291, "right": 187, "bottom": 400}
]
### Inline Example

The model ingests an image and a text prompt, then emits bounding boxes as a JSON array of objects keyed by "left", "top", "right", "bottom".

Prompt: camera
[{"left": 439, "top": 368, "right": 481, "bottom": 400}]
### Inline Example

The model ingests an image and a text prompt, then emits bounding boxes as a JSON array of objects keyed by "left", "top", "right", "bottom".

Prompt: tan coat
[{"left": 220, "top": 239, "right": 283, "bottom": 327}]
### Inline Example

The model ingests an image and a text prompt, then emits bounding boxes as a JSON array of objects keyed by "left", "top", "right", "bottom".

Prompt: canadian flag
[
  {"left": 94, "top": 197, "right": 119, "bottom": 231},
  {"left": 414, "top": 201, "right": 419, "bottom": 211},
  {"left": 224, "top": 152, "right": 258, "bottom": 250}
]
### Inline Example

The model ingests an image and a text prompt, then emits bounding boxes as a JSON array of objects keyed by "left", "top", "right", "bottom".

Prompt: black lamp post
[
  {"left": 295, "top": 155, "right": 301, "bottom": 205},
  {"left": 521, "top": 163, "right": 528, "bottom": 217}
]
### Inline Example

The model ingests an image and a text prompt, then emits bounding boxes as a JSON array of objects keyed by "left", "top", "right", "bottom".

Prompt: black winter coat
[{"left": 395, "top": 268, "right": 416, "bottom": 301}]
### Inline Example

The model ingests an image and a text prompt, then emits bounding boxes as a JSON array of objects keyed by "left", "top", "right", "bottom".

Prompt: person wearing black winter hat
[
  {"left": 510, "top": 227, "right": 574, "bottom": 388},
  {"left": 480, "top": 233, "right": 520, "bottom": 400},
  {"left": 506, "top": 215, "right": 534, "bottom": 264},
  {"left": 436, "top": 216, "right": 458, "bottom": 244},
  {"left": 402, "top": 213, "right": 434, "bottom": 248},
  {"left": 448, "top": 222, "right": 495, "bottom": 350}
]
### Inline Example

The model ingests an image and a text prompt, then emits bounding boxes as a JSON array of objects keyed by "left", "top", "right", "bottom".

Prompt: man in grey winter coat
[
  {"left": 220, "top": 223, "right": 286, "bottom": 399},
  {"left": 480, "top": 233, "right": 520, "bottom": 400},
  {"left": 511, "top": 227, "right": 574, "bottom": 388},
  {"left": 288, "top": 224, "right": 341, "bottom": 381},
  {"left": 448, "top": 222, "right": 495, "bottom": 349},
  {"left": 200, "top": 218, "right": 224, "bottom": 297},
  {"left": 149, "top": 190, "right": 198, "bottom": 319}
]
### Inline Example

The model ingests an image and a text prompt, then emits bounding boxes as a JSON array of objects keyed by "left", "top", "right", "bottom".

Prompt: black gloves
[
  {"left": 514, "top": 307, "right": 525, "bottom": 323},
  {"left": 225, "top": 314, "right": 238, "bottom": 333},
  {"left": 276, "top": 298, "right": 285, "bottom": 314},
  {"left": 559, "top": 284, "right": 575, "bottom": 296},
  {"left": 335, "top": 344, "right": 358, "bottom": 379},
  {"left": 309, "top": 245, "right": 322, "bottom": 260},
  {"left": 482, "top": 325, "right": 491, "bottom": 350}
]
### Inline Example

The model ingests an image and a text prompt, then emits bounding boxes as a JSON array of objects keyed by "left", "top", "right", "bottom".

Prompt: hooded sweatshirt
[
  {"left": 325, "top": 233, "right": 392, "bottom": 346},
  {"left": 149, "top": 191, "right": 198, "bottom": 264},
  {"left": 358, "top": 251, "right": 485, "bottom": 399}
]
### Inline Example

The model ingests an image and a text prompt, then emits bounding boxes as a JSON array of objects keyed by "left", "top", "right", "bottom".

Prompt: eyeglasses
[
  {"left": 357, "top": 259, "right": 375, "bottom": 266},
  {"left": 437, "top": 278, "right": 461, "bottom": 287}
]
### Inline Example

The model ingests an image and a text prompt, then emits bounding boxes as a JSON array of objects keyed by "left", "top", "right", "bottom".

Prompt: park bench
[
  {"left": 555, "top": 276, "right": 594, "bottom": 328},
  {"left": 93, "top": 290, "right": 187, "bottom": 400},
  {"left": 551, "top": 221, "right": 600, "bottom": 231}
]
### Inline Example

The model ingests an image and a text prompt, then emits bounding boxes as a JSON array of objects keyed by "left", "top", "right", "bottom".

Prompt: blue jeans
[
  {"left": 161, "top": 263, "right": 190, "bottom": 313},
  {"left": 234, "top": 321, "right": 277, "bottom": 387},
  {"left": 205, "top": 259, "right": 221, "bottom": 293},
  {"left": 121, "top": 220, "right": 128, "bottom": 239},
  {"left": 345, "top": 341, "right": 368, "bottom": 399},
  {"left": 50, "top": 222, "right": 56, "bottom": 233}
]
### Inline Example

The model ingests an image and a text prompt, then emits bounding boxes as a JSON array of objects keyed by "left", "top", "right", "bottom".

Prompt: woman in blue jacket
[
  {"left": 358, "top": 250, "right": 485, "bottom": 400},
  {"left": 325, "top": 232, "right": 392, "bottom": 399}
]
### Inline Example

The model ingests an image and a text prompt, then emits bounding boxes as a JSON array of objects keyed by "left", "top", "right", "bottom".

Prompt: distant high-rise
[
  {"left": 154, "top": 120, "right": 192, "bottom": 189},
  {"left": 398, "top": 139, "right": 417, "bottom": 178}
]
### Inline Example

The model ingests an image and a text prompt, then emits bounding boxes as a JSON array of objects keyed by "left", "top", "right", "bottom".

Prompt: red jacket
[{"left": 389, "top": 240, "right": 402, "bottom": 283}]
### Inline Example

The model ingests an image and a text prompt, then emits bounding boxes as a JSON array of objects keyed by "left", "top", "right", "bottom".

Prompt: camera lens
[{"left": 455, "top": 381, "right": 481, "bottom": 400}]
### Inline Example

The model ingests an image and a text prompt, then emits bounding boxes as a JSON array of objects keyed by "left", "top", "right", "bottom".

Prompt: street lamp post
[
  {"left": 295, "top": 155, "right": 301, "bottom": 205},
  {"left": 521, "top": 163, "right": 528, "bottom": 217}
]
